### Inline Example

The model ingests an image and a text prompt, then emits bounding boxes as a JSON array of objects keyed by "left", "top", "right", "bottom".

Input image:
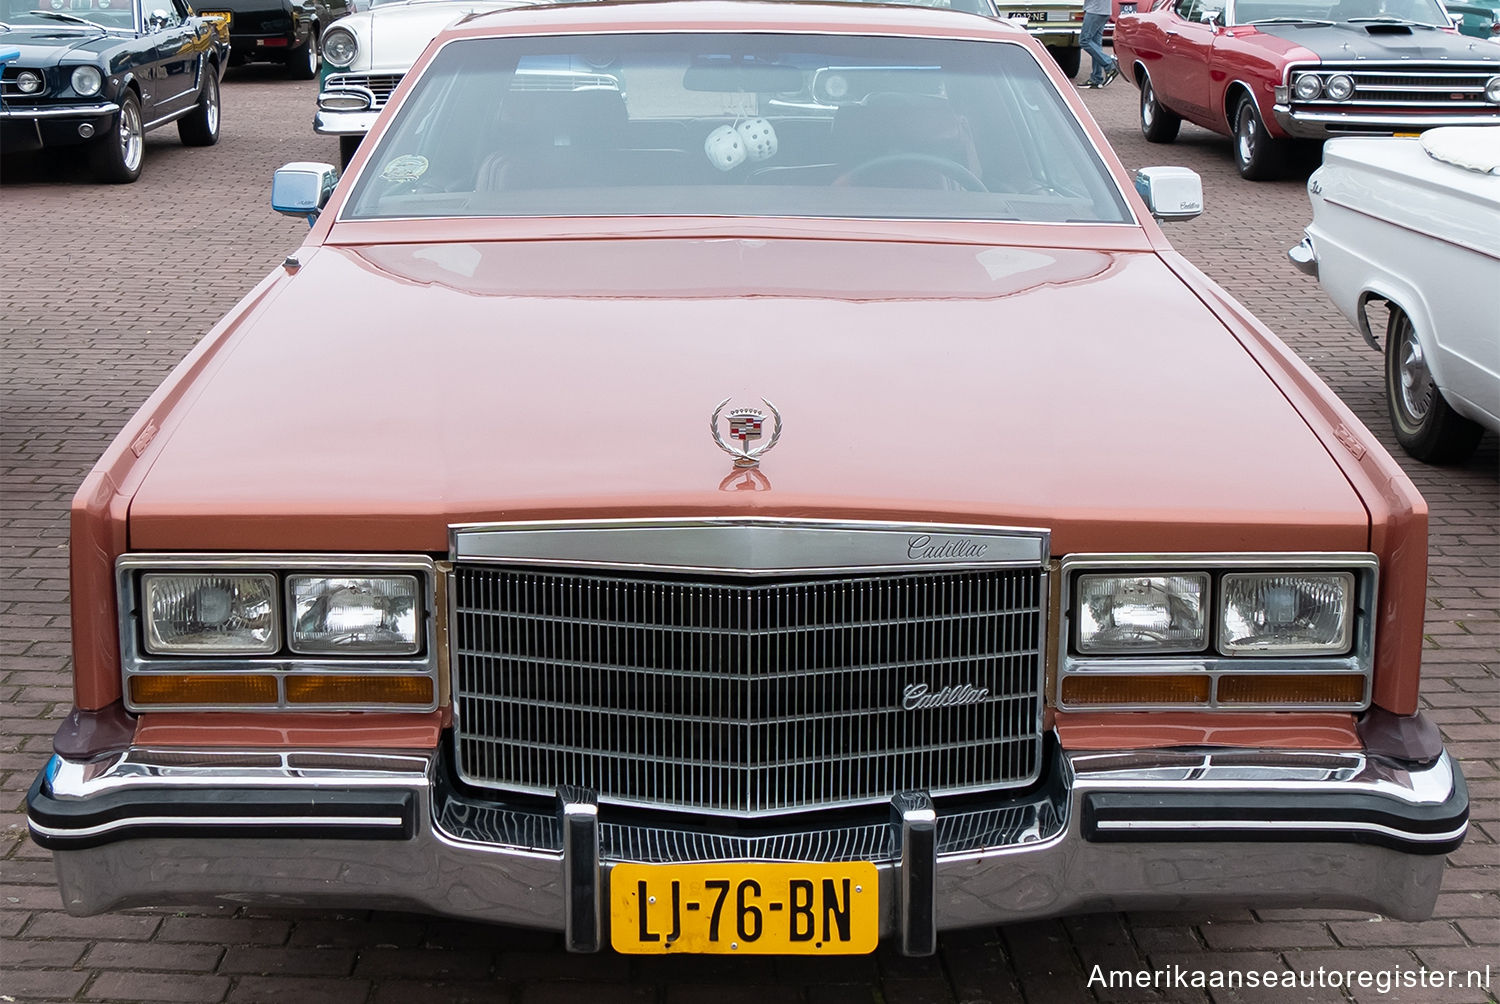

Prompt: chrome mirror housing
[
  {"left": 1134, "top": 166, "right": 1204, "bottom": 222},
  {"left": 271, "top": 162, "right": 339, "bottom": 226},
  {"left": 147, "top": 8, "right": 172, "bottom": 29}
]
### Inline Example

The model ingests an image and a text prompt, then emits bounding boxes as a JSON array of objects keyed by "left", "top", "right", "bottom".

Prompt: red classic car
[
  {"left": 1113, "top": 0, "right": 1500, "bottom": 179},
  {"left": 27, "top": 0, "right": 1466, "bottom": 958}
]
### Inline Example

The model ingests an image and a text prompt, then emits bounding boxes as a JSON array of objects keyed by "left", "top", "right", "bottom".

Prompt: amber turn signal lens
[
  {"left": 284, "top": 675, "right": 434, "bottom": 705},
  {"left": 129, "top": 674, "right": 278, "bottom": 706},
  {"left": 1217, "top": 674, "right": 1365, "bottom": 704},
  {"left": 1061, "top": 674, "right": 1210, "bottom": 705}
]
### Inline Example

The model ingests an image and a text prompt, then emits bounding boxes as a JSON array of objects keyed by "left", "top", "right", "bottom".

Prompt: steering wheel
[{"left": 833, "top": 153, "right": 988, "bottom": 192}]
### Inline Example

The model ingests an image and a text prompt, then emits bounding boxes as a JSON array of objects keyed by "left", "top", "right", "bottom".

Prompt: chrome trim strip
[
  {"left": 140, "top": 105, "right": 193, "bottom": 131},
  {"left": 1321, "top": 198, "right": 1500, "bottom": 264},
  {"left": 1056, "top": 553, "right": 1378, "bottom": 711},
  {"left": 1091, "top": 818, "right": 1470, "bottom": 843},
  {"left": 450, "top": 517, "right": 1049, "bottom": 574},
  {"left": 29, "top": 813, "right": 407, "bottom": 840},
  {"left": 115, "top": 554, "right": 440, "bottom": 713},
  {"left": 0, "top": 101, "right": 118, "bottom": 119}
]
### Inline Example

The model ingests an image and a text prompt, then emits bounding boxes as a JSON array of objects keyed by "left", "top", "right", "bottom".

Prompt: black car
[
  {"left": 0, "top": 0, "right": 227, "bottom": 182},
  {"left": 202, "top": 0, "right": 318, "bottom": 78}
]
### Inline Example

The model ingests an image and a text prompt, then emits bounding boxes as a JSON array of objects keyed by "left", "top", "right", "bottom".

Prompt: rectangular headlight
[
  {"left": 288, "top": 575, "right": 421, "bottom": 655},
  {"left": 1076, "top": 573, "right": 1209, "bottom": 654},
  {"left": 1219, "top": 571, "right": 1354, "bottom": 656},
  {"left": 142, "top": 572, "right": 279, "bottom": 655}
]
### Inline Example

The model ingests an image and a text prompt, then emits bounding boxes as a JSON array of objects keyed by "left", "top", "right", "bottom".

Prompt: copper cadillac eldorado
[{"left": 27, "top": 0, "right": 1467, "bottom": 957}]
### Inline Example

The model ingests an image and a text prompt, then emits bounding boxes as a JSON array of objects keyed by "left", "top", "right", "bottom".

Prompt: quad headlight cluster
[
  {"left": 1290, "top": 71, "right": 1356, "bottom": 102},
  {"left": 120, "top": 555, "right": 437, "bottom": 712},
  {"left": 1059, "top": 554, "right": 1375, "bottom": 710}
]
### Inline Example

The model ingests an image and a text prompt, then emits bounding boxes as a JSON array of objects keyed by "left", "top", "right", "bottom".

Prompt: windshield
[
  {"left": 1233, "top": 0, "right": 1449, "bottom": 25},
  {"left": 1, "top": 0, "right": 134, "bottom": 28},
  {"left": 343, "top": 32, "right": 1132, "bottom": 225}
]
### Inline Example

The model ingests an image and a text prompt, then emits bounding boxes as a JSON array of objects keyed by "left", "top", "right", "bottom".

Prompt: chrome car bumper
[
  {"left": 28, "top": 742, "right": 1466, "bottom": 954},
  {"left": 313, "top": 107, "right": 380, "bottom": 136},
  {"left": 1273, "top": 107, "right": 1500, "bottom": 139},
  {"left": 0, "top": 101, "right": 119, "bottom": 120},
  {"left": 1288, "top": 235, "right": 1318, "bottom": 279}
]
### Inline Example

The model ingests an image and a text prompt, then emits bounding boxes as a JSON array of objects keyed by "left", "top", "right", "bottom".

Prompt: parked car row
[{"left": 1112, "top": 0, "right": 1500, "bottom": 180}]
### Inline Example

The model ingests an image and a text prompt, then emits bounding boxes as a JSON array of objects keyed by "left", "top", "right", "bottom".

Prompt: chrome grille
[
  {"left": 452, "top": 565, "right": 1045, "bottom": 815},
  {"left": 1293, "top": 64, "right": 1500, "bottom": 110},
  {"left": 323, "top": 72, "right": 403, "bottom": 108}
]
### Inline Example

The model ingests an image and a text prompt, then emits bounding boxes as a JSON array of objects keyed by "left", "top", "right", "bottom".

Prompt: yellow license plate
[
  {"left": 1394, "top": 131, "right": 1422, "bottom": 137},
  {"left": 610, "top": 862, "right": 879, "bottom": 955}
]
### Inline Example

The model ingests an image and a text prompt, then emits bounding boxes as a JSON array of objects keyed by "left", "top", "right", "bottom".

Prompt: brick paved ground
[{"left": 2, "top": 56, "right": 1495, "bottom": 1004}]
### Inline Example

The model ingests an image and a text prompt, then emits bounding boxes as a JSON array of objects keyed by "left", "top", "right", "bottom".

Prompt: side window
[
  {"left": 1174, "top": 0, "right": 1199, "bottom": 17},
  {"left": 170, "top": 0, "right": 190, "bottom": 19}
]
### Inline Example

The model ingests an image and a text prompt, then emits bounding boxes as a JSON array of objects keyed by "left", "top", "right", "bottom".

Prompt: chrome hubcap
[
  {"left": 1237, "top": 113, "right": 1256, "bottom": 164},
  {"left": 1143, "top": 84, "right": 1155, "bottom": 126},
  {"left": 120, "top": 102, "right": 142, "bottom": 171},
  {"left": 205, "top": 78, "right": 219, "bottom": 134},
  {"left": 1397, "top": 326, "right": 1434, "bottom": 422}
]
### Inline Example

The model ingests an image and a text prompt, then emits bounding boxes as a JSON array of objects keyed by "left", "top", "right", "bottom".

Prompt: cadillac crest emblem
[{"left": 710, "top": 397, "right": 783, "bottom": 468}]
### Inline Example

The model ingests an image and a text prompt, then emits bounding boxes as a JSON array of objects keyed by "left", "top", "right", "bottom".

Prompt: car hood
[
  {"left": 346, "top": 0, "right": 525, "bottom": 69},
  {"left": 0, "top": 27, "right": 124, "bottom": 61},
  {"left": 126, "top": 237, "right": 1369, "bottom": 555},
  {"left": 1251, "top": 21, "right": 1500, "bottom": 59}
]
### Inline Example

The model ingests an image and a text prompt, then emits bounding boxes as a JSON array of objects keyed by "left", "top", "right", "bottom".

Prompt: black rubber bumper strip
[
  {"left": 1082, "top": 762, "right": 1468, "bottom": 855},
  {"left": 26, "top": 771, "right": 418, "bottom": 851}
]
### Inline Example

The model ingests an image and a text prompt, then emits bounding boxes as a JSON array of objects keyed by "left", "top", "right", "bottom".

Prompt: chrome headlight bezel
[
  {"left": 1057, "top": 553, "right": 1377, "bottom": 712},
  {"left": 1323, "top": 73, "right": 1355, "bottom": 101},
  {"left": 321, "top": 27, "right": 359, "bottom": 68},
  {"left": 17, "top": 69, "right": 44, "bottom": 94},
  {"left": 1486, "top": 75, "right": 1500, "bottom": 104},
  {"left": 71, "top": 65, "right": 103, "bottom": 97},
  {"left": 117, "top": 553, "right": 439, "bottom": 712},
  {"left": 1292, "top": 72, "right": 1323, "bottom": 101}
]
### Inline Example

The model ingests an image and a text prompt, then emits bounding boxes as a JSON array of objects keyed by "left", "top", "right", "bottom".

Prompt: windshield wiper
[
  {"left": 25, "top": 9, "right": 107, "bottom": 28},
  {"left": 1245, "top": 16, "right": 1335, "bottom": 23}
]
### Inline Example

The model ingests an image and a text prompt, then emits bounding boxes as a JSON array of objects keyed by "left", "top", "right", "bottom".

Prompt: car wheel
[
  {"left": 1232, "top": 97, "right": 1286, "bottom": 181},
  {"left": 177, "top": 69, "right": 221, "bottom": 147},
  {"left": 1047, "top": 45, "right": 1082, "bottom": 79},
  {"left": 286, "top": 31, "right": 319, "bottom": 80},
  {"left": 89, "top": 89, "right": 144, "bottom": 183},
  {"left": 1384, "top": 308, "right": 1484, "bottom": 463},
  {"left": 1139, "top": 72, "right": 1181, "bottom": 143},
  {"left": 339, "top": 135, "right": 361, "bottom": 168}
]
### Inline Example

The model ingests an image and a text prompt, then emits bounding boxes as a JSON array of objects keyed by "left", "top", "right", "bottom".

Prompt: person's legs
[{"left": 1080, "top": 12, "right": 1115, "bottom": 85}]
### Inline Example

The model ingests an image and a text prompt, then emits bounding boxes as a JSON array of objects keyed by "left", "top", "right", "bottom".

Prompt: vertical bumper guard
[
  {"left": 893, "top": 791, "right": 937, "bottom": 956},
  {"left": 559, "top": 787, "right": 601, "bottom": 953}
]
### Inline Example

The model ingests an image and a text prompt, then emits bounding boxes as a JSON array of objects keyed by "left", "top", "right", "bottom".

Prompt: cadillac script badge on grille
[{"left": 710, "top": 397, "right": 783, "bottom": 469}]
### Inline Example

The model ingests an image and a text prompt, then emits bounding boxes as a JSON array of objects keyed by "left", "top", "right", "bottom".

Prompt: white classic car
[
  {"left": 1291, "top": 127, "right": 1500, "bottom": 464},
  {"left": 315, "top": 0, "right": 546, "bottom": 165}
]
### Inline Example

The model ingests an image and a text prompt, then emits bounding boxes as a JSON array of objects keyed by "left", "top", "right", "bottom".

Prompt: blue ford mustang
[{"left": 0, "top": 0, "right": 228, "bottom": 182}]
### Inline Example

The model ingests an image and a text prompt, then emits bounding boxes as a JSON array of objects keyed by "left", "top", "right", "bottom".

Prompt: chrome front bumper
[
  {"left": 313, "top": 107, "right": 379, "bottom": 136},
  {"left": 28, "top": 742, "right": 1466, "bottom": 954},
  {"left": 1272, "top": 106, "right": 1500, "bottom": 139},
  {"left": 0, "top": 101, "right": 119, "bottom": 120}
]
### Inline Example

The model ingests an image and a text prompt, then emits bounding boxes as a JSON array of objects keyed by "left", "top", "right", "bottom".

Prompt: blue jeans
[{"left": 1081, "top": 12, "right": 1115, "bottom": 83}]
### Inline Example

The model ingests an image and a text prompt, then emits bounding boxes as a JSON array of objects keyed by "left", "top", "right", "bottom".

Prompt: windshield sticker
[{"left": 381, "top": 154, "right": 429, "bottom": 183}]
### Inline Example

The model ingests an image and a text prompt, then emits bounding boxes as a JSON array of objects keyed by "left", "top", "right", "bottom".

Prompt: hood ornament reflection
[{"left": 710, "top": 397, "right": 783, "bottom": 468}]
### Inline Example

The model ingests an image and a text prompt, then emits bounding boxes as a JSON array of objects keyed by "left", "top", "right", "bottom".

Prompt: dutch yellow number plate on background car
[{"left": 610, "top": 862, "right": 879, "bottom": 954}]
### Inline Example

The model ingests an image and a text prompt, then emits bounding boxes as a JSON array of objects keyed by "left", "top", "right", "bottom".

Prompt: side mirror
[
  {"left": 147, "top": 8, "right": 172, "bottom": 29},
  {"left": 1204, "top": 8, "right": 1224, "bottom": 27},
  {"left": 272, "top": 161, "right": 339, "bottom": 226},
  {"left": 1135, "top": 166, "right": 1203, "bottom": 222}
]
